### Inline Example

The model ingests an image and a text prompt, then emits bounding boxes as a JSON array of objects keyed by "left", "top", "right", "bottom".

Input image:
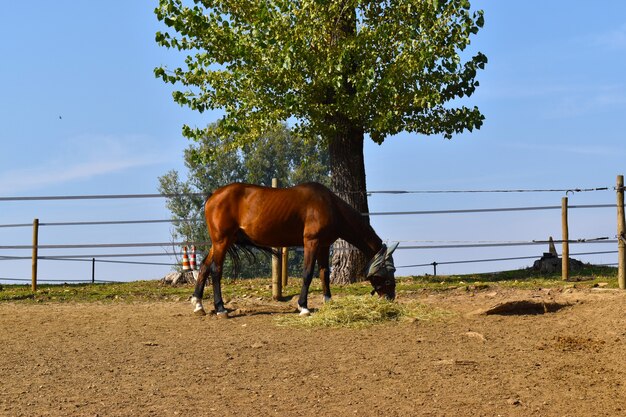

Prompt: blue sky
[{"left": 1, "top": 1, "right": 626, "bottom": 283}]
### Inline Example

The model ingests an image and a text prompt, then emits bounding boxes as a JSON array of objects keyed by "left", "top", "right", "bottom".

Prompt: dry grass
[{"left": 275, "top": 295, "right": 453, "bottom": 328}]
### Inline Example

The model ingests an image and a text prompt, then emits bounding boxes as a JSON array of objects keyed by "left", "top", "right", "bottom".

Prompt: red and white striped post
[
  {"left": 189, "top": 245, "right": 197, "bottom": 270},
  {"left": 182, "top": 246, "right": 191, "bottom": 271}
]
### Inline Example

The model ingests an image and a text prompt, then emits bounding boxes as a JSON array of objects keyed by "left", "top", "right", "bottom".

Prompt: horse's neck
[{"left": 335, "top": 199, "right": 383, "bottom": 259}]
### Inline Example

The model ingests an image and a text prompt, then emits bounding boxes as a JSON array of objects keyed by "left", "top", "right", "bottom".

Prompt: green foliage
[
  {"left": 158, "top": 122, "right": 329, "bottom": 278},
  {"left": 155, "top": 0, "right": 487, "bottom": 280},
  {"left": 154, "top": 0, "right": 487, "bottom": 157}
]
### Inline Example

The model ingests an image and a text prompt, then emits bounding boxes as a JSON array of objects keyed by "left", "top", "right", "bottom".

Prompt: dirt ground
[{"left": 1, "top": 287, "right": 625, "bottom": 417}]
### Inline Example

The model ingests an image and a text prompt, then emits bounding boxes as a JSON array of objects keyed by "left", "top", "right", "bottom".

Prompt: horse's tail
[
  {"left": 227, "top": 231, "right": 279, "bottom": 277},
  {"left": 202, "top": 192, "right": 276, "bottom": 277}
]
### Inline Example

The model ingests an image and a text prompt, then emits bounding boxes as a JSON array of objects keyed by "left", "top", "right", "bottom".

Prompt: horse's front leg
[
  {"left": 297, "top": 239, "right": 318, "bottom": 316},
  {"left": 317, "top": 246, "right": 331, "bottom": 304},
  {"left": 191, "top": 252, "right": 211, "bottom": 316}
]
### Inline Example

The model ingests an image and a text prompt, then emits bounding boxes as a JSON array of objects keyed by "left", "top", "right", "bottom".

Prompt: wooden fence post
[
  {"left": 271, "top": 178, "right": 282, "bottom": 300},
  {"left": 31, "top": 218, "right": 39, "bottom": 292},
  {"left": 561, "top": 197, "right": 569, "bottom": 281},
  {"left": 281, "top": 247, "right": 289, "bottom": 288},
  {"left": 617, "top": 175, "right": 625, "bottom": 290}
]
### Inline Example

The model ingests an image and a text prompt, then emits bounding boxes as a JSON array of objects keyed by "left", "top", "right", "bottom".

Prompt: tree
[
  {"left": 155, "top": 0, "right": 487, "bottom": 283},
  {"left": 159, "top": 122, "right": 329, "bottom": 277}
]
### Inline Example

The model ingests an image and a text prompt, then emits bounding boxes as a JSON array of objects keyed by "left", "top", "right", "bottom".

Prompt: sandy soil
[{"left": 1, "top": 287, "right": 625, "bottom": 417}]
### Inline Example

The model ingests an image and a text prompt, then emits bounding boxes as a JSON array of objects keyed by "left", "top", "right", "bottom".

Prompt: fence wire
[
  {"left": 0, "top": 204, "right": 618, "bottom": 229},
  {"left": 0, "top": 185, "right": 614, "bottom": 202},
  {"left": 1, "top": 185, "right": 623, "bottom": 283}
]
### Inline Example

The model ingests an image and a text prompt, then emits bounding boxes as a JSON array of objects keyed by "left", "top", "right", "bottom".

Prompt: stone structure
[
  {"left": 161, "top": 270, "right": 198, "bottom": 286},
  {"left": 532, "top": 236, "right": 584, "bottom": 273}
]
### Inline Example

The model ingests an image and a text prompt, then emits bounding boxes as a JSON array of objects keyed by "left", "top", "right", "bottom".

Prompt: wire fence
[{"left": 1, "top": 183, "right": 623, "bottom": 284}]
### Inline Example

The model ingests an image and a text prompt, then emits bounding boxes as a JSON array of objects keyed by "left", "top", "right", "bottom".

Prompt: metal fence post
[
  {"left": 617, "top": 175, "right": 625, "bottom": 290},
  {"left": 561, "top": 197, "right": 569, "bottom": 281},
  {"left": 31, "top": 218, "right": 39, "bottom": 291}
]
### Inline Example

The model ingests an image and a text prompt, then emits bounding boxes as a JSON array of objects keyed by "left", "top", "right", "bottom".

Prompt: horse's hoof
[
  {"left": 297, "top": 306, "right": 311, "bottom": 317},
  {"left": 216, "top": 311, "right": 229, "bottom": 319},
  {"left": 323, "top": 296, "right": 332, "bottom": 304},
  {"left": 191, "top": 297, "right": 205, "bottom": 316}
]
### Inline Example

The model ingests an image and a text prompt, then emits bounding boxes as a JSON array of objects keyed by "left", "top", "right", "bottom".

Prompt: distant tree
[
  {"left": 159, "top": 122, "right": 329, "bottom": 277},
  {"left": 155, "top": 0, "right": 486, "bottom": 283}
]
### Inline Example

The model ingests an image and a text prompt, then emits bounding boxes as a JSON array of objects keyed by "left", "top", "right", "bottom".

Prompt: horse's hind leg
[
  {"left": 209, "top": 240, "right": 229, "bottom": 318},
  {"left": 191, "top": 248, "right": 213, "bottom": 315},
  {"left": 210, "top": 265, "right": 228, "bottom": 317}
]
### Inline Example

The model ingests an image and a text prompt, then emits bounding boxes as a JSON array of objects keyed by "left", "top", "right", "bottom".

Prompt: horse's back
[
  {"left": 209, "top": 182, "right": 333, "bottom": 203},
  {"left": 207, "top": 182, "right": 332, "bottom": 206},
  {"left": 205, "top": 182, "right": 338, "bottom": 246}
]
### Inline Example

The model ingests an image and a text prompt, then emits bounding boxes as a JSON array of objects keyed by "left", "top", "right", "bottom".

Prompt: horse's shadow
[{"left": 205, "top": 294, "right": 320, "bottom": 318}]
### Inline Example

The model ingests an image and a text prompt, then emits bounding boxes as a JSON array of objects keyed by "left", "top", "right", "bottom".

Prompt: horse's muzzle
[{"left": 371, "top": 287, "right": 396, "bottom": 301}]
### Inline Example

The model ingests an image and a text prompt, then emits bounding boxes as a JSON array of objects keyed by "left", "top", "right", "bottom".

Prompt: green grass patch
[
  {"left": 0, "top": 264, "right": 619, "bottom": 305},
  {"left": 0, "top": 281, "right": 191, "bottom": 303},
  {"left": 398, "top": 264, "right": 619, "bottom": 291}
]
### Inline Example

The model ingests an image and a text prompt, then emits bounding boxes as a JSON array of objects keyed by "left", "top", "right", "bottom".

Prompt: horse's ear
[{"left": 385, "top": 242, "right": 399, "bottom": 258}]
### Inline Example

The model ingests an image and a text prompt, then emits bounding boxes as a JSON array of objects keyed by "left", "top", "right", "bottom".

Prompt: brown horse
[{"left": 191, "top": 182, "right": 398, "bottom": 317}]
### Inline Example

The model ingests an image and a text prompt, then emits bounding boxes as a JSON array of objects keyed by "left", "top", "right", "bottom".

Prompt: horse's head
[{"left": 365, "top": 243, "right": 398, "bottom": 301}]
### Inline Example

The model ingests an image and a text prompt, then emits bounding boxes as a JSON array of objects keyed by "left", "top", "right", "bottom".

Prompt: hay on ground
[{"left": 276, "top": 295, "right": 452, "bottom": 328}]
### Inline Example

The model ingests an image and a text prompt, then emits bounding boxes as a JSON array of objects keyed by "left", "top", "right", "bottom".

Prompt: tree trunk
[
  {"left": 326, "top": 5, "right": 369, "bottom": 284},
  {"left": 329, "top": 124, "right": 370, "bottom": 285}
]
